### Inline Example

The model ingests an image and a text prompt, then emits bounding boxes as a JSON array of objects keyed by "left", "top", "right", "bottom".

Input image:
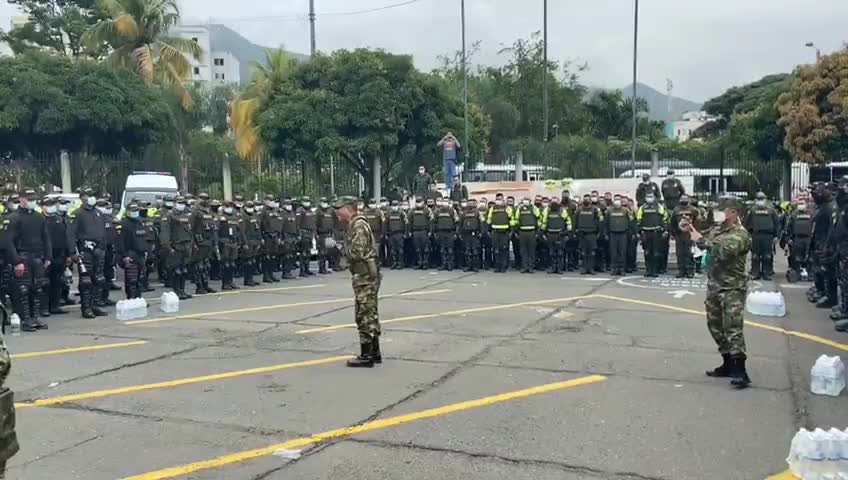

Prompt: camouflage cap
[
  {"left": 717, "top": 195, "right": 744, "bottom": 211},
  {"left": 333, "top": 196, "right": 357, "bottom": 209}
]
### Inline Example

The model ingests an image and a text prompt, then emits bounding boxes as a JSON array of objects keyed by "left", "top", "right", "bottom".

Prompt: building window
[
  {"left": 193, "top": 67, "right": 200, "bottom": 75},
  {"left": 220, "top": 73, "right": 225, "bottom": 81},
  {"left": 191, "top": 37, "right": 198, "bottom": 43},
  {"left": 214, "top": 58, "right": 224, "bottom": 66},
  {"left": 214, "top": 73, "right": 220, "bottom": 79}
]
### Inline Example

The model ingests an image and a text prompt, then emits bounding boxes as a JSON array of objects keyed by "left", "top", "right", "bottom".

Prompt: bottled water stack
[
  {"left": 116, "top": 298, "right": 148, "bottom": 321},
  {"left": 811, "top": 355, "right": 846, "bottom": 397},
  {"left": 159, "top": 292, "right": 180, "bottom": 313},
  {"left": 9, "top": 314, "right": 20, "bottom": 336},
  {"left": 745, "top": 291, "right": 786, "bottom": 317},
  {"left": 787, "top": 428, "right": 848, "bottom": 479}
]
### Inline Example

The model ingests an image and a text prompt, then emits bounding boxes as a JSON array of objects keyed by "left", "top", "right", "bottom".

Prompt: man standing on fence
[{"left": 438, "top": 133, "right": 461, "bottom": 187}]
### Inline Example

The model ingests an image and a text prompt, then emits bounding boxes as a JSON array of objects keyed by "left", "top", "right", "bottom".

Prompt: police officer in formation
[
  {"left": 745, "top": 191, "right": 780, "bottom": 281},
  {"left": 605, "top": 195, "right": 632, "bottom": 276},
  {"left": 384, "top": 201, "right": 408, "bottom": 269},
  {"left": 636, "top": 193, "right": 669, "bottom": 277}
]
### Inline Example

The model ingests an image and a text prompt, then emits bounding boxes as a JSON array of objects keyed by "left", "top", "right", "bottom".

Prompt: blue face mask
[
  {"left": 128, "top": 211, "right": 140, "bottom": 219},
  {"left": 87, "top": 197, "right": 97, "bottom": 207}
]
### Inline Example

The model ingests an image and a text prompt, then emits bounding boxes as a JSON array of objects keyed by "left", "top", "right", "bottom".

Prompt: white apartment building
[{"left": 665, "top": 111, "right": 718, "bottom": 142}]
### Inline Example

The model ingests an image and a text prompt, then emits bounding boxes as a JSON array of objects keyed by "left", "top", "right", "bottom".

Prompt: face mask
[
  {"left": 646, "top": 197, "right": 655, "bottom": 204},
  {"left": 303, "top": 202, "right": 311, "bottom": 208},
  {"left": 460, "top": 202, "right": 467, "bottom": 208},
  {"left": 128, "top": 211, "right": 140, "bottom": 219},
  {"left": 256, "top": 205, "right": 264, "bottom": 211},
  {"left": 368, "top": 204, "right": 376, "bottom": 210},
  {"left": 495, "top": 200, "right": 504, "bottom": 206},
  {"left": 668, "top": 175, "right": 674, "bottom": 180},
  {"left": 224, "top": 207, "right": 234, "bottom": 214},
  {"left": 419, "top": 170, "right": 425, "bottom": 175},
  {"left": 713, "top": 211, "right": 726, "bottom": 223},
  {"left": 416, "top": 202, "right": 424, "bottom": 208},
  {"left": 87, "top": 197, "right": 97, "bottom": 207},
  {"left": 58, "top": 203, "right": 69, "bottom": 213},
  {"left": 643, "top": 179, "right": 650, "bottom": 184},
  {"left": 9, "top": 203, "right": 18, "bottom": 211},
  {"left": 284, "top": 205, "right": 292, "bottom": 211},
  {"left": 391, "top": 206, "right": 399, "bottom": 211},
  {"left": 613, "top": 200, "right": 622, "bottom": 208},
  {"left": 320, "top": 202, "right": 328, "bottom": 209},
  {"left": 756, "top": 200, "right": 766, "bottom": 207},
  {"left": 246, "top": 208, "right": 255, "bottom": 214},
  {"left": 46, "top": 206, "right": 57, "bottom": 214},
  {"left": 591, "top": 196, "right": 598, "bottom": 203},
  {"left": 522, "top": 200, "right": 530, "bottom": 206},
  {"left": 175, "top": 203, "right": 186, "bottom": 212},
  {"left": 105, "top": 208, "right": 113, "bottom": 215},
  {"left": 165, "top": 202, "right": 175, "bottom": 209},
  {"left": 97, "top": 206, "right": 108, "bottom": 214},
  {"left": 797, "top": 205, "right": 807, "bottom": 212},
  {"left": 380, "top": 202, "right": 388, "bottom": 208}
]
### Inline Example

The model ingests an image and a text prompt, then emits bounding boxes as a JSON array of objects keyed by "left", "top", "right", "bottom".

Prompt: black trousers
[{"left": 11, "top": 252, "right": 47, "bottom": 324}]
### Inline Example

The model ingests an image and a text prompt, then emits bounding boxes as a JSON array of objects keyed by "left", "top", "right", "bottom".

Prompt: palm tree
[
  {"left": 84, "top": 0, "right": 202, "bottom": 109},
  {"left": 231, "top": 49, "right": 296, "bottom": 160}
]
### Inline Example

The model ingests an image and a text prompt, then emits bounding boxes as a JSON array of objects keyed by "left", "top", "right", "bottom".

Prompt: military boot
[
  {"left": 729, "top": 354, "right": 751, "bottom": 389},
  {"left": 371, "top": 336, "right": 382, "bottom": 364},
  {"left": 705, "top": 354, "right": 732, "bottom": 377},
  {"left": 834, "top": 319, "right": 848, "bottom": 332},
  {"left": 346, "top": 343, "right": 375, "bottom": 368},
  {"left": 816, "top": 296, "right": 837, "bottom": 309}
]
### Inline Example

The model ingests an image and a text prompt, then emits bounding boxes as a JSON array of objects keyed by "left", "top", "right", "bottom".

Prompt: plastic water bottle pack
[
  {"left": 787, "top": 428, "right": 848, "bottom": 479},
  {"left": 8, "top": 314, "right": 20, "bottom": 336},
  {"left": 745, "top": 291, "right": 786, "bottom": 317},
  {"left": 811, "top": 355, "right": 846, "bottom": 397},
  {"left": 159, "top": 292, "right": 180, "bottom": 313},
  {"left": 116, "top": 298, "right": 148, "bottom": 321}
]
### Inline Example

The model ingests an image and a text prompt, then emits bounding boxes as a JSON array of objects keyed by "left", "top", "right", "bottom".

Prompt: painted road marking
[
  {"left": 14, "top": 355, "right": 352, "bottom": 409},
  {"left": 590, "top": 294, "right": 848, "bottom": 352},
  {"left": 121, "top": 375, "right": 607, "bottom": 480},
  {"left": 766, "top": 470, "right": 797, "bottom": 479},
  {"left": 295, "top": 295, "right": 591, "bottom": 334},
  {"left": 10, "top": 341, "right": 148, "bottom": 359},
  {"left": 125, "top": 289, "right": 452, "bottom": 326}
]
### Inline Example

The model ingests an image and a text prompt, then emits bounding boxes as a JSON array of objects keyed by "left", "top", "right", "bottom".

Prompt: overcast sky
[{"left": 2, "top": 0, "right": 847, "bottom": 101}]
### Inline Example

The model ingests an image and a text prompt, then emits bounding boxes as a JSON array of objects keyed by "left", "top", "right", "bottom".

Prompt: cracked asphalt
[{"left": 4, "top": 258, "right": 847, "bottom": 480}]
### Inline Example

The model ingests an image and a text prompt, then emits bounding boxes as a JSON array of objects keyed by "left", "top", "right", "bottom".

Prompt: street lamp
[
  {"left": 805, "top": 42, "right": 821, "bottom": 62},
  {"left": 630, "top": 0, "right": 639, "bottom": 178}
]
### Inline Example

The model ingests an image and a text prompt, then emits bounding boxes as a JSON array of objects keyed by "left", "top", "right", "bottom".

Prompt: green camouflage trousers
[
  {"left": 352, "top": 271, "right": 381, "bottom": 344},
  {"left": 705, "top": 287, "right": 747, "bottom": 356}
]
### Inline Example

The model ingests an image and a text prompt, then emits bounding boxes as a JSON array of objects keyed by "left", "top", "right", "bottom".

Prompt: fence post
[
  {"left": 515, "top": 150, "right": 524, "bottom": 182},
  {"left": 60, "top": 150, "right": 72, "bottom": 193},
  {"left": 222, "top": 155, "right": 233, "bottom": 201},
  {"left": 650, "top": 149, "right": 659, "bottom": 177},
  {"left": 329, "top": 155, "right": 335, "bottom": 198},
  {"left": 372, "top": 156, "right": 382, "bottom": 201}
]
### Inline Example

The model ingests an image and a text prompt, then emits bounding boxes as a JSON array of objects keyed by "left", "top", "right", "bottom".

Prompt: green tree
[
  {"left": 190, "top": 82, "right": 237, "bottom": 135},
  {"left": 83, "top": 0, "right": 201, "bottom": 109},
  {"left": 1, "top": 0, "right": 104, "bottom": 57},
  {"left": 0, "top": 52, "right": 172, "bottom": 156},
  {"left": 778, "top": 49, "right": 848, "bottom": 164}
]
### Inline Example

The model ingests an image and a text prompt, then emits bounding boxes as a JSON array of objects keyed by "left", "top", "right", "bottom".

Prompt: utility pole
[
  {"left": 461, "top": 0, "right": 469, "bottom": 166},
  {"left": 630, "top": 0, "right": 639, "bottom": 177},
  {"left": 543, "top": 0, "right": 549, "bottom": 142},
  {"left": 309, "top": 0, "right": 317, "bottom": 56}
]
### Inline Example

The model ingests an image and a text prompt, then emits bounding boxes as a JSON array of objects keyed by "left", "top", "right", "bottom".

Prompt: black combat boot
[
  {"left": 203, "top": 270, "right": 217, "bottom": 294},
  {"left": 371, "top": 337, "right": 382, "bottom": 364},
  {"left": 817, "top": 296, "right": 837, "bottom": 309},
  {"left": 705, "top": 354, "right": 732, "bottom": 377},
  {"left": 177, "top": 274, "right": 192, "bottom": 300},
  {"left": 729, "top": 354, "right": 751, "bottom": 389},
  {"left": 346, "top": 343, "right": 375, "bottom": 368}
]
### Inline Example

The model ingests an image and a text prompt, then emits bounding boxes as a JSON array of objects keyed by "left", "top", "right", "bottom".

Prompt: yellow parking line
[
  {"left": 122, "top": 374, "right": 607, "bottom": 480},
  {"left": 125, "top": 289, "right": 452, "bottom": 326},
  {"left": 590, "top": 294, "right": 848, "bottom": 352},
  {"left": 295, "top": 295, "right": 590, "bottom": 334},
  {"left": 766, "top": 470, "right": 797, "bottom": 480},
  {"left": 15, "top": 355, "right": 352, "bottom": 409},
  {"left": 10, "top": 341, "right": 148, "bottom": 359}
]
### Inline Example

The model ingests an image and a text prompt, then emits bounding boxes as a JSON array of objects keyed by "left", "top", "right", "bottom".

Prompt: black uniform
[
  {"left": 637, "top": 203, "right": 668, "bottom": 277},
  {"left": 69, "top": 204, "right": 108, "bottom": 316},
  {"left": 574, "top": 203, "right": 602, "bottom": 274},
  {"left": 280, "top": 208, "right": 299, "bottom": 279},
  {"left": 745, "top": 205, "right": 780, "bottom": 280},
  {"left": 159, "top": 208, "right": 194, "bottom": 300},
  {"left": 432, "top": 206, "right": 458, "bottom": 271},
  {"left": 661, "top": 178, "right": 686, "bottom": 211},
  {"left": 811, "top": 196, "right": 837, "bottom": 304},
  {"left": 296, "top": 207, "right": 317, "bottom": 276},
  {"left": 261, "top": 207, "right": 283, "bottom": 283},
  {"left": 514, "top": 205, "right": 539, "bottom": 273},
  {"left": 6, "top": 207, "right": 51, "bottom": 329},
  {"left": 408, "top": 207, "right": 432, "bottom": 269},
  {"left": 242, "top": 211, "right": 262, "bottom": 286},
  {"left": 784, "top": 209, "right": 812, "bottom": 276},
  {"left": 830, "top": 198, "right": 848, "bottom": 319},
  {"left": 459, "top": 207, "right": 483, "bottom": 272},
  {"left": 190, "top": 206, "right": 219, "bottom": 294},
  {"left": 605, "top": 206, "right": 631, "bottom": 275},
  {"left": 218, "top": 210, "right": 245, "bottom": 290},
  {"left": 384, "top": 209, "right": 408, "bottom": 269},
  {"left": 99, "top": 209, "right": 118, "bottom": 305},
  {"left": 118, "top": 215, "right": 148, "bottom": 299},
  {"left": 542, "top": 205, "right": 569, "bottom": 274},
  {"left": 316, "top": 207, "right": 337, "bottom": 274},
  {"left": 44, "top": 212, "right": 72, "bottom": 314}
]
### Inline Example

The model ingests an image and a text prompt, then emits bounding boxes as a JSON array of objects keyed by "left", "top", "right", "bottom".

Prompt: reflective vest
[
  {"left": 489, "top": 206, "right": 511, "bottom": 230},
  {"left": 435, "top": 209, "right": 455, "bottom": 231},
  {"left": 607, "top": 208, "right": 630, "bottom": 233},
  {"left": 516, "top": 207, "right": 537, "bottom": 230},
  {"left": 545, "top": 209, "right": 566, "bottom": 233},
  {"left": 461, "top": 210, "right": 481, "bottom": 232},
  {"left": 411, "top": 209, "right": 429, "bottom": 231},
  {"left": 639, "top": 206, "right": 663, "bottom": 230},
  {"left": 300, "top": 209, "right": 317, "bottom": 231},
  {"left": 576, "top": 207, "right": 598, "bottom": 233},
  {"left": 387, "top": 212, "right": 405, "bottom": 233},
  {"left": 793, "top": 213, "right": 812, "bottom": 237},
  {"left": 750, "top": 208, "right": 775, "bottom": 233},
  {"left": 317, "top": 209, "right": 335, "bottom": 233}
]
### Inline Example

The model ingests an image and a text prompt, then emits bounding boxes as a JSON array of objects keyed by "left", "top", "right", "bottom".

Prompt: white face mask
[
  {"left": 128, "top": 211, "right": 140, "bottom": 219},
  {"left": 756, "top": 200, "right": 766, "bottom": 207},
  {"left": 646, "top": 197, "right": 655, "bottom": 204},
  {"left": 368, "top": 204, "right": 377, "bottom": 210},
  {"left": 320, "top": 202, "right": 328, "bottom": 209},
  {"left": 797, "top": 204, "right": 807, "bottom": 212},
  {"left": 591, "top": 196, "right": 598, "bottom": 203},
  {"left": 46, "top": 206, "right": 58, "bottom": 214},
  {"left": 9, "top": 203, "right": 18, "bottom": 211},
  {"left": 522, "top": 200, "right": 530, "bottom": 206},
  {"left": 246, "top": 208, "right": 255, "bottom": 214},
  {"left": 303, "top": 202, "right": 311, "bottom": 208},
  {"left": 391, "top": 206, "right": 399, "bottom": 211},
  {"left": 87, "top": 197, "right": 97, "bottom": 207},
  {"left": 495, "top": 200, "right": 504, "bottom": 206},
  {"left": 224, "top": 207, "right": 234, "bottom": 214},
  {"left": 175, "top": 203, "right": 186, "bottom": 212},
  {"left": 713, "top": 211, "right": 726, "bottom": 223},
  {"left": 613, "top": 200, "right": 622, "bottom": 208},
  {"left": 97, "top": 206, "right": 109, "bottom": 214},
  {"left": 284, "top": 204, "right": 292, "bottom": 211},
  {"left": 58, "top": 203, "right": 69, "bottom": 213},
  {"left": 165, "top": 202, "right": 175, "bottom": 208},
  {"left": 380, "top": 202, "right": 388, "bottom": 208},
  {"left": 667, "top": 175, "right": 674, "bottom": 180},
  {"left": 416, "top": 203, "right": 424, "bottom": 208}
]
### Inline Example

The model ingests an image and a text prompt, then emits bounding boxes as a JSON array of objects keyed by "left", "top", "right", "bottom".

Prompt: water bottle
[
  {"left": 63, "top": 267, "right": 73, "bottom": 286},
  {"left": 801, "top": 268, "right": 810, "bottom": 282},
  {"left": 811, "top": 355, "right": 846, "bottom": 396},
  {"left": 116, "top": 300, "right": 129, "bottom": 321},
  {"left": 159, "top": 292, "right": 179, "bottom": 313},
  {"left": 8, "top": 314, "right": 21, "bottom": 336}
]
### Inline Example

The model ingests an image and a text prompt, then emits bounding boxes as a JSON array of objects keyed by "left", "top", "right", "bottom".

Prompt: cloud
[{"left": 3, "top": 0, "right": 847, "bottom": 102}]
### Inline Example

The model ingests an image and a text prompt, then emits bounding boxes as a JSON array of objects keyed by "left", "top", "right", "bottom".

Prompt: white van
[{"left": 120, "top": 172, "right": 179, "bottom": 212}]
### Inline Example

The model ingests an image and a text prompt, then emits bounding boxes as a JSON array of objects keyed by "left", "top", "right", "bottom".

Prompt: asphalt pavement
[{"left": 4, "top": 259, "right": 846, "bottom": 480}]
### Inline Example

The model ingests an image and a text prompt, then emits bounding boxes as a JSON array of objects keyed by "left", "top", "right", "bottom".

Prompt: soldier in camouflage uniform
[
  {"left": 337, "top": 198, "right": 382, "bottom": 368},
  {"left": 0, "top": 333, "right": 19, "bottom": 477},
  {"left": 691, "top": 195, "right": 752, "bottom": 389}
]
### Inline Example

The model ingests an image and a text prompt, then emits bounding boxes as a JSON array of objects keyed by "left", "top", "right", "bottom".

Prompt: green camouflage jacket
[{"left": 702, "top": 222, "right": 751, "bottom": 291}]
